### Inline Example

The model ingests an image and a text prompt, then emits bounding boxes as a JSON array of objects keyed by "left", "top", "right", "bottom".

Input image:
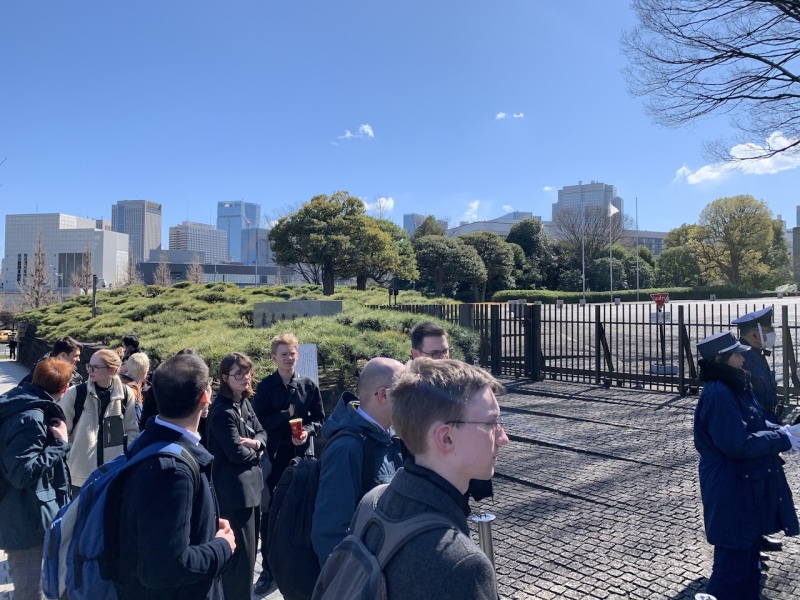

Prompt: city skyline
[{"left": 2, "top": 2, "right": 800, "bottom": 257}]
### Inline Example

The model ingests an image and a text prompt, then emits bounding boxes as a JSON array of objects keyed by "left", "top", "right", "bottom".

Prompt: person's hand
[
  {"left": 288, "top": 403, "right": 295, "bottom": 418},
  {"left": 788, "top": 434, "right": 800, "bottom": 453},
  {"left": 240, "top": 437, "right": 260, "bottom": 450},
  {"left": 216, "top": 518, "right": 236, "bottom": 553},
  {"left": 49, "top": 419, "right": 68, "bottom": 442},
  {"left": 291, "top": 429, "right": 308, "bottom": 446}
]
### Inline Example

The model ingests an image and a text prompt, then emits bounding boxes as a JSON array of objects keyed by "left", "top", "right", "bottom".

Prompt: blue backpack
[{"left": 42, "top": 439, "right": 199, "bottom": 600}]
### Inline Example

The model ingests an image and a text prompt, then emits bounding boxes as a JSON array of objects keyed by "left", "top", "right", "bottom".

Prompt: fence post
[
  {"left": 678, "top": 305, "right": 686, "bottom": 396},
  {"left": 595, "top": 305, "right": 601, "bottom": 385},
  {"left": 490, "top": 304, "right": 501, "bottom": 376},
  {"left": 782, "top": 305, "right": 791, "bottom": 411},
  {"left": 530, "top": 303, "right": 542, "bottom": 382},
  {"left": 460, "top": 304, "right": 475, "bottom": 330}
]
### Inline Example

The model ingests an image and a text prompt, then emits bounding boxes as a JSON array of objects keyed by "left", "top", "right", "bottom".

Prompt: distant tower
[
  {"left": 217, "top": 201, "right": 261, "bottom": 262},
  {"left": 111, "top": 200, "right": 162, "bottom": 264},
  {"left": 552, "top": 181, "right": 623, "bottom": 220},
  {"left": 168, "top": 222, "right": 228, "bottom": 263}
]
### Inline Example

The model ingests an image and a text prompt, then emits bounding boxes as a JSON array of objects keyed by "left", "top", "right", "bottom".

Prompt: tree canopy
[
  {"left": 410, "top": 215, "right": 446, "bottom": 241},
  {"left": 459, "top": 231, "right": 515, "bottom": 301},
  {"left": 413, "top": 236, "right": 486, "bottom": 297},
  {"left": 623, "top": 0, "right": 800, "bottom": 161}
]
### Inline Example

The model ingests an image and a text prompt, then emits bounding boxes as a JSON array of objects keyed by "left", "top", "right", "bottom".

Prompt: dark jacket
[
  {"left": 311, "top": 392, "right": 403, "bottom": 567},
  {"left": 738, "top": 341, "right": 779, "bottom": 418},
  {"left": 116, "top": 420, "right": 232, "bottom": 600},
  {"left": 0, "top": 383, "right": 71, "bottom": 550},
  {"left": 20, "top": 352, "right": 83, "bottom": 388},
  {"left": 252, "top": 370, "right": 324, "bottom": 458},
  {"left": 206, "top": 393, "right": 267, "bottom": 511},
  {"left": 364, "top": 460, "right": 498, "bottom": 600},
  {"left": 694, "top": 359, "right": 799, "bottom": 548}
]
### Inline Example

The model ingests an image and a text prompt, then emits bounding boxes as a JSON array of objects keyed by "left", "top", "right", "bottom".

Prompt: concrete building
[
  {"left": 217, "top": 201, "right": 261, "bottom": 262},
  {"left": 446, "top": 212, "right": 540, "bottom": 238},
  {"left": 403, "top": 213, "right": 449, "bottom": 238},
  {"left": 138, "top": 257, "right": 290, "bottom": 286},
  {"left": 241, "top": 227, "right": 272, "bottom": 266},
  {"left": 552, "top": 181, "right": 623, "bottom": 220},
  {"left": 111, "top": 200, "right": 162, "bottom": 264},
  {"left": 2, "top": 213, "right": 129, "bottom": 292},
  {"left": 168, "top": 221, "right": 228, "bottom": 264}
]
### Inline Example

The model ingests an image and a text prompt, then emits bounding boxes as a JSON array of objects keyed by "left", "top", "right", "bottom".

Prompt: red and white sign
[{"left": 650, "top": 293, "right": 669, "bottom": 309}]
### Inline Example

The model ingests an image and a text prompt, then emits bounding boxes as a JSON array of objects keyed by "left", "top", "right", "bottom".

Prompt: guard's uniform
[{"left": 732, "top": 307, "right": 781, "bottom": 423}]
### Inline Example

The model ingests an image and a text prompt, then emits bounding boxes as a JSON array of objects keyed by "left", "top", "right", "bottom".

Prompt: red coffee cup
[{"left": 289, "top": 418, "right": 303, "bottom": 439}]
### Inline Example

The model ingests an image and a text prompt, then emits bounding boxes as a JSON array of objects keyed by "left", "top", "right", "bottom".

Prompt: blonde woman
[
  {"left": 125, "top": 352, "right": 150, "bottom": 427},
  {"left": 59, "top": 348, "right": 139, "bottom": 492}
]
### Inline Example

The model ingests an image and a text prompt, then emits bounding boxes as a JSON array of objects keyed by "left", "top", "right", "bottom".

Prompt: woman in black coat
[
  {"left": 694, "top": 331, "right": 800, "bottom": 600},
  {"left": 206, "top": 352, "right": 267, "bottom": 600}
]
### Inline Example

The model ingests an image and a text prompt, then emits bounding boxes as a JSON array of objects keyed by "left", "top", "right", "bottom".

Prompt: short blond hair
[
  {"left": 390, "top": 358, "right": 504, "bottom": 456},
  {"left": 126, "top": 352, "right": 150, "bottom": 381},
  {"left": 271, "top": 333, "right": 299, "bottom": 356}
]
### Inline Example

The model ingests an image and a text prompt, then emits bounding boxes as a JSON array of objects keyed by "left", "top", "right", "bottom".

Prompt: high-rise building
[
  {"left": 552, "top": 181, "right": 623, "bottom": 220},
  {"left": 2, "top": 213, "right": 129, "bottom": 291},
  {"left": 217, "top": 201, "right": 261, "bottom": 262},
  {"left": 111, "top": 200, "right": 162, "bottom": 264},
  {"left": 241, "top": 228, "right": 272, "bottom": 266},
  {"left": 403, "top": 213, "right": 449, "bottom": 238},
  {"left": 168, "top": 221, "right": 228, "bottom": 264}
]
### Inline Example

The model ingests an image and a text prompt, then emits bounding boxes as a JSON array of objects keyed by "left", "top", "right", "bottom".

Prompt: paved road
[{"left": 2, "top": 356, "right": 800, "bottom": 598}]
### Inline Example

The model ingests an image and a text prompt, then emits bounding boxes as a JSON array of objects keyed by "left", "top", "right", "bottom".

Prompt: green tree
[
  {"left": 413, "top": 236, "right": 486, "bottom": 297},
  {"left": 352, "top": 218, "right": 412, "bottom": 291},
  {"left": 663, "top": 224, "right": 699, "bottom": 250},
  {"left": 587, "top": 257, "right": 628, "bottom": 292},
  {"left": 270, "top": 191, "right": 397, "bottom": 295},
  {"left": 656, "top": 246, "right": 703, "bottom": 287},
  {"left": 754, "top": 219, "right": 792, "bottom": 289},
  {"left": 623, "top": 254, "right": 655, "bottom": 289},
  {"left": 636, "top": 246, "right": 655, "bottom": 268},
  {"left": 365, "top": 219, "right": 419, "bottom": 285},
  {"left": 459, "top": 231, "right": 515, "bottom": 301},
  {"left": 689, "top": 195, "right": 774, "bottom": 287},
  {"left": 410, "top": 215, "right": 446, "bottom": 241},
  {"left": 506, "top": 218, "right": 553, "bottom": 287}
]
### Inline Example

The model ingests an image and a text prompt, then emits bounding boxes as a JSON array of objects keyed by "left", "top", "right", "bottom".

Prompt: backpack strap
[{"left": 72, "top": 383, "right": 88, "bottom": 431}]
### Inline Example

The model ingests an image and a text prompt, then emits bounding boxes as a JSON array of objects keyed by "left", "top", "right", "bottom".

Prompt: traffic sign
[{"left": 650, "top": 292, "right": 669, "bottom": 309}]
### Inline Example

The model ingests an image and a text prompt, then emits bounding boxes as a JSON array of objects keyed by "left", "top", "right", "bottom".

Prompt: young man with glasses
[
  {"left": 410, "top": 321, "right": 450, "bottom": 360},
  {"left": 361, "top": 358, "right": 507, "bottom": 599},
  {"left": 311, "top": 357, "right": 405, "bottom": 568}
]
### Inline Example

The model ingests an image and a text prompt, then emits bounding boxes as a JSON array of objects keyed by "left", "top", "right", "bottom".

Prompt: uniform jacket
[
  {"left": 59, "top": 377, "right": 139, "bottom": 487},
  {"left": 252, "top": 370, "right": 324, "bottom": 459},
  {"left": 0, "top": 383, "right": 71, "bottom": 550},
  {"left": 364, "top": 460, "right": 499, "bottom": 600},
  {"left": 116, "top": 420, "right": 232, "bottom": 600},
  {"left": 738, "top": 340, "right": 779, "bottom": 417},
  {"left": 694, "top": 359, "right": 799, "bottom": 548},
  {"left": 311, "top": 392, "right": 403, "bottom": 566},
  {"left": 206, "top": 392, "right": 267, "bottom": 512}
]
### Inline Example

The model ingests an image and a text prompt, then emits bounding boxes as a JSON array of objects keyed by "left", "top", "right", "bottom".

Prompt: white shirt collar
[
  {"left": 356, "top": 406, "right": 385, "bottom": 433},
  {"left": 155, "top": 416, "right": 202, "bottom": 445}
]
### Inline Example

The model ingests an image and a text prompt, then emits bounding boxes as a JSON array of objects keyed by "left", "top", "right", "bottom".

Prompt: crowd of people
[
  {"left": 3, "top": 305, "right": 800, "bottom": 600},
  {"left": 0, "top": 321, "right": 507, "bottom": 599}
]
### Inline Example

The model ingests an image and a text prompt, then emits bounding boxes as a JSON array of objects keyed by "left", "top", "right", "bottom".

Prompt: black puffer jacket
[{"left": 0, "top": 382, "right": 71, "bottom": 550}]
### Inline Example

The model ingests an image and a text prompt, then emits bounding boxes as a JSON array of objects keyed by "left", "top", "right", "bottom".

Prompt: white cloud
[
  {"left": 503, "top": 204, "right": 514, "bottom": 213},
  {"left": 512, "top": 113, "right": 524, "bottom": 119},
  {"left": 363, "top": 196, "right": 394, "bottom": 213},
  {"left": 676, "top": 131, "right": 800, "bottom": 185},
  {"left": 496, "top": 112, "right": 507, "bottom": 120},
  {"left": 462, "top": 200, "right": 480, "bottom": 222},
  {"left": 337, "top": 123, "right": 375, "bottom": 141},
  {"left": 543, "top": 186, "right": 554, "bottom": 192}
]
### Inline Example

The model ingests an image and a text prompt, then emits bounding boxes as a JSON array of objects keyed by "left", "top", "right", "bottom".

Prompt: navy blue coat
[
  {"left": 694, "top": 360, "right": 799, "bottom": 548},
  {"left": 311, "top": 392, "right": 403, "bottom": 566},
  {"left": 738, "top": 340, "right": 779, "bottom": 420},
  {"left": 0, "top": 383, "right": 70, "bottom": 550},
  {"left": 116, "top": 420, "right": 232, "bottom": 600}
]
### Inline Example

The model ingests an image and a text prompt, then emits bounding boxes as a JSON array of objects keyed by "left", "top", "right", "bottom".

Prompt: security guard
[{"left": 731, "top": 306, "right": 785, "bottom": 558}]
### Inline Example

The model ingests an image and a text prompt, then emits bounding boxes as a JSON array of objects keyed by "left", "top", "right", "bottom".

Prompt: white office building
[
  {"left": 2, "top": 213, "right": 129, "bottom": 292},
  {"left": 446, "top": 212, "right": 540, "bottom": 239},
  {"left": 168, "top": 221, "right": 228, "bottom": 264},
  {"left": 112, "top": 200, "right": 162, "bottom": 264},
  {"left": 552, "top": 181, "right": 623, "bottom": 220}
]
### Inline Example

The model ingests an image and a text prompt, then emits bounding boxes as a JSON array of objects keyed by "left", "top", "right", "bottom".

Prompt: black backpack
[{"left": 266, "top": 429, "right": 378, "bottom": 600}]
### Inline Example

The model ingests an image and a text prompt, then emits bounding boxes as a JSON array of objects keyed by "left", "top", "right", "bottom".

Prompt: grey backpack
[{"left": 312, "top": 483, "right": 457, "bottom": 600}]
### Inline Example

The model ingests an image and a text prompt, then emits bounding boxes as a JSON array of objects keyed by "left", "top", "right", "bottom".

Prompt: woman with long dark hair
[
  {"left": 694, "top": 331, "right": 800, "bottom": 599},
  {"left": 206, "top": 352, "right": 267, "bottom": 599}
]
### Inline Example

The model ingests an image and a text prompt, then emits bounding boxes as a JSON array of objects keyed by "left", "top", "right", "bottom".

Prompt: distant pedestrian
[{"left": 8, "top": 335, "right": 17, "bottom": 360}]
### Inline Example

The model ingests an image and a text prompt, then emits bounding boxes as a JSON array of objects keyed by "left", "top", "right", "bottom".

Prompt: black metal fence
[{"left": 368, "top": 300, "right": 800, "bottom": 409}]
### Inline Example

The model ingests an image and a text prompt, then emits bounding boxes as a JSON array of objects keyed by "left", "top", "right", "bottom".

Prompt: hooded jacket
[
  {"left": 311, "top": 392, "right": 403, "bottom": 567},
  {"left": 59, "top": 377, "right": 139, "bottom": 487},
  {"left": 0, "top": 382, "right": 71, "bottom": 550},
  {"left": 694, "top": 359, "right": 799, "bottom": 548}
]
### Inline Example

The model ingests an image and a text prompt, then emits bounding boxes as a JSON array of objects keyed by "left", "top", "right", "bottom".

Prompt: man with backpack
[
  {"left": 311, "top": 357, "right": 405, "bottom": 567},
  {"left": 0, "top": 358, "right": 73, "bottom": 600},
  {"left": 113, "top": 352, "right": 236, "bottom": 599},
  {"left": 315, "top": 358, "right": 507, "bottom": 599}
]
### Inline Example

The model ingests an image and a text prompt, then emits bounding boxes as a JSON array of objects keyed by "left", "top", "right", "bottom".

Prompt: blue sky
[{"left": 2, "top": 1, "right": 799, "bottom": 255}]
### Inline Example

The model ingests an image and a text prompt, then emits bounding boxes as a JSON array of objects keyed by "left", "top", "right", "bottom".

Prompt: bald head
[{"left": 357, "top": 357, "right": 404, "bottom": 429}]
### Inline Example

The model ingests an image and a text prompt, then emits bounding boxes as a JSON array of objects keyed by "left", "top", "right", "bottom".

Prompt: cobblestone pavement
[{"left": 2, "top": 357, "right": 800, "bottom": 598}]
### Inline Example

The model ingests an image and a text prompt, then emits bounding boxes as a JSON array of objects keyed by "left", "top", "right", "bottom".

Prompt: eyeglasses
[
  {"left": 418, "top": 348, "right": 450, "bottom": 359},
  {"left": 446, "top": 417, "right": 505, "bottom": 432},
  {"left": 228, "top": 371, "right": 250, "bottom": 381},
  {"left": 87, "top": 364, "right": 110, "bottom": 373}
]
